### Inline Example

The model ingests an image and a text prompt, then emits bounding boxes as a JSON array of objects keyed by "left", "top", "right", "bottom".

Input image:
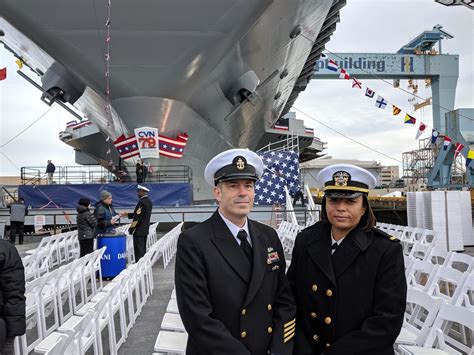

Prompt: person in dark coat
[
  {"left": 94, "top": 190, "right": 119, "bottom": 235},
  {"left": 76, "top": 198, "right": 98, "bottom": 257},
  {"left": 0, "top": 239, "right": 26, "bottom": 354},
  {"left": 287, "top": 164, "right": 407, "bottom": 355},
  {"left": 45, "top": 160, "right": 56, "bottom": 184},
  {"left": 136, "top": 161, "right": 144, "bottom": 183},
  {"left": 175, "top": 149, "right": 296, "bottom": 355},
  {"left": 8, "top": 198, "right": 28, "bottom": 245},
  {"left": 120, "top": 185, "right": 152, "bottom": 261}
]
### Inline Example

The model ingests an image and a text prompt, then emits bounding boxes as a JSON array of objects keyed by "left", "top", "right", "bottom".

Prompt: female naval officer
[{"left": 287, "top": 164, "right": 406, "bottom": 355}]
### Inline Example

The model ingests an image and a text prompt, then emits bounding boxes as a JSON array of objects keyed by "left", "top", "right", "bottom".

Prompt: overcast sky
[{"left": 0, "top": 0, "right": 473, "bottom": 176}]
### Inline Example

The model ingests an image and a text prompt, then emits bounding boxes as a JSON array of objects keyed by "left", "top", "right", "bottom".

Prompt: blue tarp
[{"left": 18, "top": 183, "right": 192, "bottom": 208}]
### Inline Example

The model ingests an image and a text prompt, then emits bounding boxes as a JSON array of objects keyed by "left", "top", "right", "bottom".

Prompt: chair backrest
[
  {"left": 406, "top": 260, "right": 439, "bottom": 291},
  {"left": 408, "top": 243, "right": 432, "bottom": 261},
  {"left": 453, "top": 274, "right": 474, "bottom": 310},
  {"left": 404, "top": 288, "right": 443, "bottom": 345},
  {"left": 425, "top": 246, "right": 451, "bottom": 266},
  {"left": 422, "top": 303, "right": 474, "bottom": 354},
  {"left": 446, "top": 252, "right": 474, "bottom": 273},
  {"left": 426, "top": 266, "right": 466, "bottom": 303}
]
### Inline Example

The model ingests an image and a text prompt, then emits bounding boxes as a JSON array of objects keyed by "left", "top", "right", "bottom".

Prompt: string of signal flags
[{"left": 320, "top": 53, "right": 474, "bottom": 168}]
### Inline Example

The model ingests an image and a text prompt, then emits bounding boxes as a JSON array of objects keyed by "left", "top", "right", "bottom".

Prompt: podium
[{"left": 97, "top": 233, "right": 126, "bottom": 278}]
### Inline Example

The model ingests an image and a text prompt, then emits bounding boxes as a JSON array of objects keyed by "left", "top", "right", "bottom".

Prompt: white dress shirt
[{"left": 219, "top": 210, "right": 252, "bottom": 247}]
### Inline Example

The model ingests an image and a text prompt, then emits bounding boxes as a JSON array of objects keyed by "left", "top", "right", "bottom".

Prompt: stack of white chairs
[
  {"left": 147, "top": 222, "right": 183, "bottom": 268},
  {"left": 154, "top": 287, "right": 187, "bottom": 354},
  {"left": 381, "top": 223, "right": 474, "bottom": 354}
]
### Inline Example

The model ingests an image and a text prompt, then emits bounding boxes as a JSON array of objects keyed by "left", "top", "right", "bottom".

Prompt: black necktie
[
  {"left": 237, "top": 230, "right": 253, "bottom": 265},
  {"left": 331, "top": 242, "right": 338, "bottom": 257}
]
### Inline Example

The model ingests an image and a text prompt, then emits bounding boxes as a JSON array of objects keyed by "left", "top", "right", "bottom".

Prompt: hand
[{"left": 119, "top": 211, "right": 128, "bottom": 217}]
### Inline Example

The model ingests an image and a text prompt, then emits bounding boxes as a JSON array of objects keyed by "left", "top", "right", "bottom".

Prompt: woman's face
[
  {"left": 325, "top": 196, "right": 366, "bottom": 233},
  {"left": 103, "top": 196, "right": 112, "bottom": 205}
]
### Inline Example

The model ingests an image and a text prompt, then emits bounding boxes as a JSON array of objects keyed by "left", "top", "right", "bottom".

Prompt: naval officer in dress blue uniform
[
  {"left": 287, "top": 164, "right": 406, "bottom": 355},
  {"left": 175, "top": 149, "right": 296, "bottom": 355}
]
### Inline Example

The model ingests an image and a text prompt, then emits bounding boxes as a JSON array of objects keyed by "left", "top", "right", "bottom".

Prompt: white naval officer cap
[
  {"left": 317, "top": 164, "right": 377, "bottom": 198},
  {"left": 204, "top": 148, "right": 264, "bottom": 186},
  {"left": 137, "top": 184, "right": 150, "bottom": 192}
]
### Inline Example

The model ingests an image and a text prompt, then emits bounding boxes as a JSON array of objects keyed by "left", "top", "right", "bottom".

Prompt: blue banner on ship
[{"left": 18, "top": 183, "right": 192, "bottom": 208}]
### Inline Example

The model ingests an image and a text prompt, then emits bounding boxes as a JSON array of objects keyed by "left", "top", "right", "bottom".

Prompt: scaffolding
[
  {"left": 402, "top": 138, "right": 468, "bottom": 187},
  {"left": 402, "top": 138, "right": 436, "bottom": 186}
]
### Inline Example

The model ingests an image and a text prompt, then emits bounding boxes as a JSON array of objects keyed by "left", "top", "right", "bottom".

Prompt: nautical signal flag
[
  {"left": 327, "top": 59, "right": 339, "bottom": 72},
  {"left": 339, "top": 68, "right": 350, "bottom": 80},
  {"left": 466, "top": 150, "right": 474, "bottom": 168},
  {"left": 404, "top": 114, "right": 416, "bottom": 124},
  {"left": 415, "top": 122, "right": 427, "bottom": 139},
  {"left": 0, "top": 67, "right": 6, "bottom": 81},
  {"left": 375, "top": 95, "right": 387, "bottom": 109},
  {"left": 352, "top": 78, "right": 362, "bottom": 89},
  {"left": 443, "top": 136, "right": 452, "bottom": 150},
  {"left": 431, "top": 129, "right": 439, "bottom": 144},
  {"left": 392, "top": 105, "right": 401, "bottom": 116},
  {"left": 15, "top": 59, "right": 24, "bottom": 70},
  {"left": 365, "top": 88, "right": 375, "bottom": 98},
  {"left": 454, "top": 142, "right": 464, "bottom": 159}
]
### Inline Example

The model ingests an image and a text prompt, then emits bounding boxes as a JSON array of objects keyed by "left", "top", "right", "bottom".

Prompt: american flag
[
  {"left": 254, "top": 150, "right": 300, "bottom": 205},
  {"left": 159, "top": 133, "right": 188, "bottom": 159},
  {"left": 113, "top": 134, "right": 140, "bottom": 159}
]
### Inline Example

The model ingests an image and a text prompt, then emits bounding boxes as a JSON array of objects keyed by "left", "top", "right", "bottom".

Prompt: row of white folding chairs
[
  {"left": 276, "top": 221, "right": 301, "bottom": 253},
  {"left": 395, "top": 288, "right": 474, "bottom": 354},
  {"left": 406, "top": 260, "right": 474, "bottom": 308},
  {"left": 23, "top": 231, "right": 80, "bottom": 279},
  {"left": 154, "top": 288, "right": 188, "bottom": 354},
  {"left": 34, "top": 241, "right": 155, "bottom": 354},
  {"left": 146, "top": 222, "right": 183, "bottom": 269},
  {"left": 405, "top": 244, "right": 474, "bottom": 275},
  {"left": 377, "top": 223, "right": 437, "bottom": 247},
  {"left": 15, "top": 247, "right": 105, "bottom": 354}
]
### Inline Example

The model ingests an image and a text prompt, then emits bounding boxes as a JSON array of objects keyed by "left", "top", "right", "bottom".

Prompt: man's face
[
  {"left": 325, "top": 196, "right": 366, "bottom": 233},
  {"left": 213, "top": 179, "right": 255, "bottom": 222}
]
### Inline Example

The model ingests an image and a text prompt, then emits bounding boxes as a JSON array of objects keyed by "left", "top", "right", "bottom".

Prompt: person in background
[
  {"left": 136, "top": 160, "right": 144, "bottom": 183},
  {"left": 175, "top": 149, "right": 296, "bottom": 355},
  {"left": 0, "top": 239, "right": 26, "bottom": 355},
  {"left": 292, "top": 189, "right": 305, "bottom": 207},
  {"left": 94, "top": 190, "right": 119, "bottom": 235},
  {"left": 76, "top": 198, "right": 98, "bottom": 257},
  {"left": 287, "top": 164, "right": 406, "bottom": 354},
  {"left": 8, "top": 198, "right": 28, "bottom": 245},
  {"left": 120, "top": 185, "right": 152, "bottom": 261},
  {"left": 46, "top": 160, "right": 56, "bottom": 184}
]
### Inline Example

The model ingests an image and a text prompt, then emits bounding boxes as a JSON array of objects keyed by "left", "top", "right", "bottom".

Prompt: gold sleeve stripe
[
  {"left": 130, "top": 221, "right": 137, "bottom": 227},
  {"left": 284, "top": 327, "right": 295, "bottom": 338},
  {"left": 284, "top": 331, "right": 295, "bottom": 343},
  {"left": 284, "top": 323, "right": 296, "bottom": 335},
  {"left": 284, "top": 319, "right": 295, "bottom": 328}
]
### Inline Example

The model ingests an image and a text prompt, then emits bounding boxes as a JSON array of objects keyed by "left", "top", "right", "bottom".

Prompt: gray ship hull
[{"left": 0, "top": 0, "right": 345, "bottom": 199}]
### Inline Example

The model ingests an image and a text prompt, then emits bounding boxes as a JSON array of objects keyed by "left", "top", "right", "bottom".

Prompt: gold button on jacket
[
  {"left": 241, "top": 309, "right": 246, "bottom": 316},
  {"left": 310, "top": 312, "right": 317, "bottom": 318},
  {"left": 267, "top": 304, "right": 272, "bottom": 311},
  {"left": 240, "top": 331, "right": 247, "bottom": 338},
  {"left": 326, "top": 289, "right": 333, "bottom": 297},
  {"left": 324, "top": 317, "right": 332, "bottom": 324},
  {"left": 267, "top": 326, "right": 273, "bottom": 334},
  {"left": 311, "top": 284, "right": 318, "bottom": 292},
  {"left": 313, "top": 334, "right": 319, "bottom": 341}
]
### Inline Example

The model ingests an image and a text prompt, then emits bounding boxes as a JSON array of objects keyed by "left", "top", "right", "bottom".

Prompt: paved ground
[{"left": 6, "top": 232, "right": 474, "bottom": 354}]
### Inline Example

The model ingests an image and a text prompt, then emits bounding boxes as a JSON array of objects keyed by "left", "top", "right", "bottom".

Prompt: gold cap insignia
[
  {"left": 233, "top": 156, "right": 246, "bottom": 170},
  {"left": 333, "top": 171, "right": 350, "bottom": 187}
]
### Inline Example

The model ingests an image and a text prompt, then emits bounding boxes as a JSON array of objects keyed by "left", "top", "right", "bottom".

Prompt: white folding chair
[
  {"left": 34, "top": 331, "right": 71, "bottom": 354},
  {"left": 166, "top": 299, "right": 179, "bottom": 314},
  {"left": 452, "top": 274, "right": 474, "bottom": 310},
  {"left": 445, "top": 252, "right": 474, "bottom": 273},
  {"left": 18, "top": 278, "right": 44, "bottom": 353},
  {"left": 161, "top": 313, "right": 185, "bottom": 332},
  {"left": 57, "top": 310, "right": 100, "bottom": 355},
  {"left": 396, "top": 289, "right": 443, "bottom": 348},
  {"left": 406, "top": 260, "right": 439, "bottom": 291},
  {"left": 154, "top": 331, "right": 187, "bottom": 354},
  {"left": 425, "top": 266, "right": 466, "bottom": 304},
  {"left": 399, "top": 304, "right": 474, "bottom": 355}
]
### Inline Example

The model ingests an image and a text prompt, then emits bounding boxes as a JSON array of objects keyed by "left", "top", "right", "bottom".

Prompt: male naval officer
[
  {"left": 287, "top": 164, "right": 406, "bottom": 355},
  {"left": 175, "top": 149, "right": 296, "bottom": 355}
]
